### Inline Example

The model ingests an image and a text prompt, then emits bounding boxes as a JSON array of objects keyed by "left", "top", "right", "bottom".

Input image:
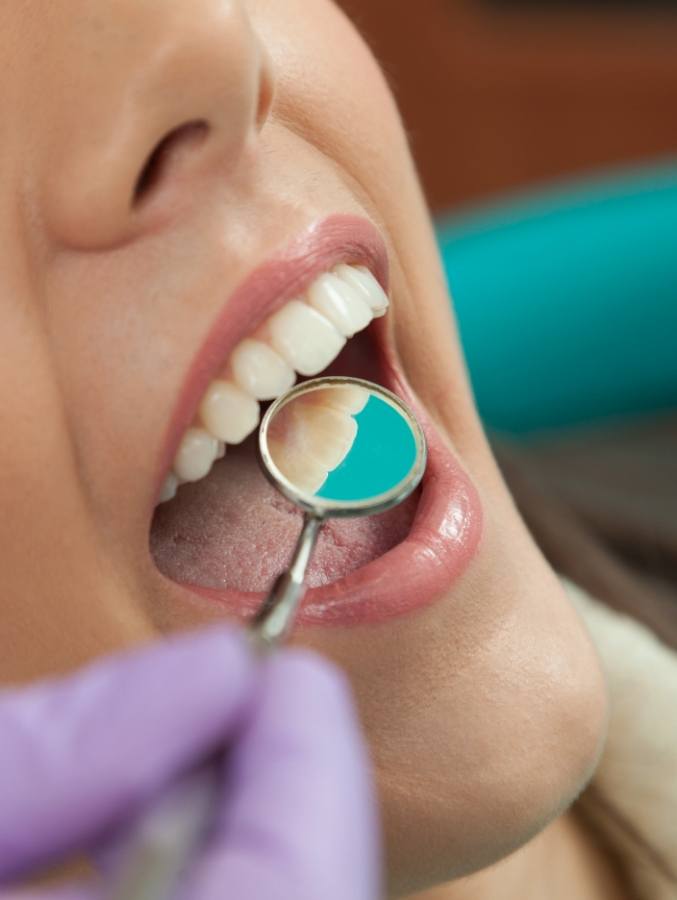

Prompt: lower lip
[{"left": 165, "top": 378, "right": 483, "bottom": 627}]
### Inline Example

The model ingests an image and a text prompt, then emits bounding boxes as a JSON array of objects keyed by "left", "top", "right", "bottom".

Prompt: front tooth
[
  {"left": 230, "top": 338, "right": 295, "bottom": 401},
  {"left": 306, "top": 273, "right": 372, "bottom": 337},
  {"left": 173, "top": 427, "right": 219, "bottom": 482},
  {"left": 199, "top": 380, "right": 260, "bottom": 445},
  {"left": 267, "top": 437, "right": 329, "bottom": 495},
  {"left": 334, "top": 264, "right": 389, "bottom": 317},
  {"left": 268, "top": 399, "right": 360, "bottom": 494},
  {"left": 293, "top": 403, "right": 359, "bottom": 470},
  {"left": 215, "top": 441, "right": 226, "bottom": 459},
  {"left": 270, "top": 395, "right": 359, "bottom": 471},
  {"left": 306, "top": 384, "right": 370, "bottom": 416},
  {"left": 158, "top": 473, "right": 179, "bottom": 504},
  {"left": 267, "top": 300, "right": 346, "bottom": 376}
]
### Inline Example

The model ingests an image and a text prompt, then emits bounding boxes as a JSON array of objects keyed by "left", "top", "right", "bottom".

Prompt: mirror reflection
[{"left": 264, "top": 381, "right": 420, "bottom": 505}]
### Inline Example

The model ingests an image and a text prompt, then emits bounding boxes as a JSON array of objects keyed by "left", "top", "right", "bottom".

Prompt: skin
[{"left": 0, "top": 1, "right": 626, "bottom": 897}]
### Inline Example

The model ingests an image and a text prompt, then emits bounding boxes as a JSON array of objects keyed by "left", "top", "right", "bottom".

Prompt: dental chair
[{"left": 436, "top": 162, "right": 677, "bottom": 436}]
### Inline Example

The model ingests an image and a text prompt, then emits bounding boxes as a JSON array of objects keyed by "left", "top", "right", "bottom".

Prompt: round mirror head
[{"left": 259, "top": 377, "right": 427, "bottom": 517}]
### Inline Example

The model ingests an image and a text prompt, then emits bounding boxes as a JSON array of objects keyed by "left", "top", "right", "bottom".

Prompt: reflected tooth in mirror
[
  {"left": 268, "top": 394, "right": 360, "bottom": 491},
  {"left": 303, "top": 384, "right": 369, "bottom": 415},
  {"left": 334, "top": 264, "right": 389, "bottom": 317},
  {"left": 292, "top": 403, "right": 358, "bottom": 470},
  {"left": 267, "top": 300, "right": 346, "bottom": 377},
  {"left": 230, "top": 338, "right": 296, "bottom": 401},
  {"left": 267, "top": 437, "right": 329, "bottom": 495},
  {"left": 199, "top": 380, "right": 260, "bottom": 445},
  {"left": 173, "top": 427, "right": 219, "bottom": 482},
  {"left": 158, "top": 472, "right": 179, "bottom": 504},
  {"left": 306, "top": 273, "right": 372, "bottom": 337}
]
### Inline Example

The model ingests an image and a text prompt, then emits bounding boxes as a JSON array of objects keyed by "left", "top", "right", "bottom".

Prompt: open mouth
[{"left": 149, "top": 216, "right": 483, "bottom": 627}]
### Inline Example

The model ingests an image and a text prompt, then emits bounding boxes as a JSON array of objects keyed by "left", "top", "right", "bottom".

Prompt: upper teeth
[{"left": 157, "top": 263, "right": 389, "bottom": 504}]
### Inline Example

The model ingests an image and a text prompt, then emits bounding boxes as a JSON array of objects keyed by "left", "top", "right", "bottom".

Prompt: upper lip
[{"left": 151, "top": 213, "right": 390, "bottom": 506}]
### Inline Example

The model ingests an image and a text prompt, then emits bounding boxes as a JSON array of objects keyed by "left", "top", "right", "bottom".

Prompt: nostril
[{"left": 132, "top": 120, "right": 210, "bottom": 208}]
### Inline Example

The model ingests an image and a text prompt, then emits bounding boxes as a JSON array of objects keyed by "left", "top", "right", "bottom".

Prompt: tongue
[{"left": 150, "top": 433, "right": 418, "bottom": 592}]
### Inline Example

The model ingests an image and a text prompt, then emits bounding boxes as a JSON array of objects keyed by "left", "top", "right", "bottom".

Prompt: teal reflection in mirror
[
  {"left": 318, "top": 393, "right": 416, "bottom": 502},
  {"left": 261, "top": 378, "right": 426, "bottom": 513}
]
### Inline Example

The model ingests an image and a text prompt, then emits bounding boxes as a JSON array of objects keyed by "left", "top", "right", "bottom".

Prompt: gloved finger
[
  {"left": 0, "top": 627, "right": 258, "bottom": 884},
  {"left": 184, "top": 650, "right": 382, "bottom": 900}
]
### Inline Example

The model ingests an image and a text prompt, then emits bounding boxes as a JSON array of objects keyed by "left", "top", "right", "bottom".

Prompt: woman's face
[{"left": 1, "top": 1, "right": 607, "bottom": 895}]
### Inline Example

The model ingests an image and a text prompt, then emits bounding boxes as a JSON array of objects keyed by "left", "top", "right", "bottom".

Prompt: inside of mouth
[{"left": 149, "top": 329, "right": 420, "bottom": 594}]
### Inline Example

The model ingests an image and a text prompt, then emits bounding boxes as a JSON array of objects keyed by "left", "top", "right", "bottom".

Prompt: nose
[{"left": 43, "top": 1, "right": 274, "bottom": 249}]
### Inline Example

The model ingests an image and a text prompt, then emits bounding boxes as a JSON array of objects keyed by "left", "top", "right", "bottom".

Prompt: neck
[{"left": 408, "top": 809, "right": 632, "bottom": 900}]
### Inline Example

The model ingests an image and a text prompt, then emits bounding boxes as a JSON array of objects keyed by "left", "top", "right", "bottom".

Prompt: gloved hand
[{"left": 0, "top": 626, "right": 380, "bottom": 900}]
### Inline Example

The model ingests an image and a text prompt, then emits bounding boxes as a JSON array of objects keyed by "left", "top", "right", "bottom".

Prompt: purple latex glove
[{"left": 0, "top": 627, "right": 381, "bottom": 900}]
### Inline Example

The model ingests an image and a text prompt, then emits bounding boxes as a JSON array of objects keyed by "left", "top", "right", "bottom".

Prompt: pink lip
[
  {"left": 157, "top": 324, "right": 484, "bottom": 627},
  {"left": 152, "top": 213, "right": 389, "bottom": 506}
]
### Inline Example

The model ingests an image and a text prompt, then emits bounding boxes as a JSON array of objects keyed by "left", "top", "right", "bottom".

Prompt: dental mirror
[{"left": 251, "top": 376, "right": 427, "bottom": 645}]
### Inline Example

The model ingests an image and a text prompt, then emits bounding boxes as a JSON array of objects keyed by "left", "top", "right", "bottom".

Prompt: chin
[{"left": 299, "top": 493, "right": 609, "bottom": 897}]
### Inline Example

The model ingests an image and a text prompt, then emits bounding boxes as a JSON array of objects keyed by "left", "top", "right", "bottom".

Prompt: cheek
[
  {"left": 300, "top": 502, "right": 608, "bottom": 894},
  {"left": 253, "top": 0, "right": 410, "bottom": 201},
  {"left": 0, "top": 323, "right": 148, "bottom": 681}
]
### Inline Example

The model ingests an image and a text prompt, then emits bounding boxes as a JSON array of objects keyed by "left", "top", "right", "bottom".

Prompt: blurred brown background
[{"left": 339, "top": 0, "right": 677, "bottom": 213}]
